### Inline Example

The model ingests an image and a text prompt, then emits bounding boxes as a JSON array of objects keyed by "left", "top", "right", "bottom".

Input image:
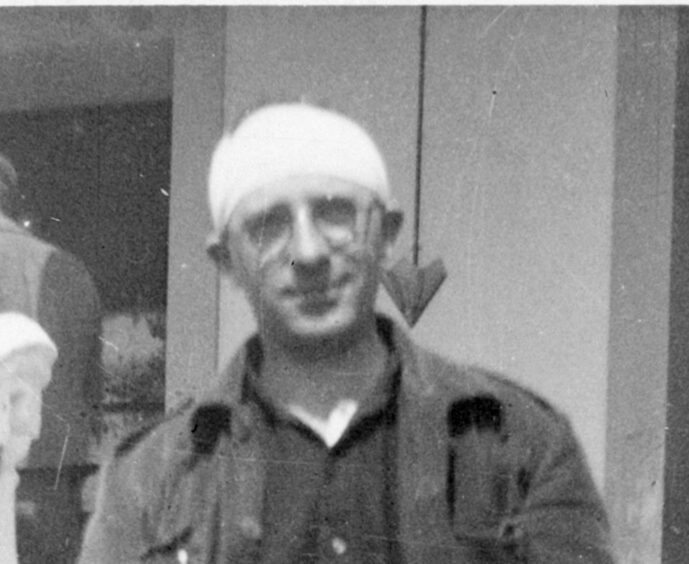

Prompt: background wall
[
  {"left": 165, "top": 7, "right": 225, "bottom": 407},
  {"left": 607, "top": 9, "right": 677, "bottom": 563},
  {"left": 664, "top": 7, "right": 689, "bottom": 562},
  {"left": 414, "top": 7, "right": 616, "bottom": 490}
]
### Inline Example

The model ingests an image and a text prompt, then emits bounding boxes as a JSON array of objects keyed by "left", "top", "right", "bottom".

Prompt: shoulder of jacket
[
  {"left": 412, "top": 350, "right": 569, "bottom": 439},
  {"left": 412, "top": 346, "right": 555, "bottom": 410},
  {"left": 113, "top": 397, "right": 195, "bottom": 459},
  {"left": 111, "top": 396, "right": 241, "bottom": 469},
  {"left": 464, "top": 365, "right": 558, "bottom": 414}
]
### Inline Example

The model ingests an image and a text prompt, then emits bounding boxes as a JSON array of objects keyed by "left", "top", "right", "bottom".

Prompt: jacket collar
[
  {"left": 212, "top": 316, "right": 417, "bottom": 405},
  {"left": 0, "top": 213, "right": 23, "bottom": 235}
]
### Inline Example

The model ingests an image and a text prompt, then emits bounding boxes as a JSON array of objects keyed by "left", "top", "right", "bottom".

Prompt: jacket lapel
[
  {"left": 194, "top": 344, "right": 267, "bottom": 563},
  {"left": 396, "top": 327, "right": 451, "bottom": 563},
  {"left": 214, "top": 403, "right": 266, "bottom": 563},
  {"left": 395, "top": 326, "right": 481, "bottom": 564}
]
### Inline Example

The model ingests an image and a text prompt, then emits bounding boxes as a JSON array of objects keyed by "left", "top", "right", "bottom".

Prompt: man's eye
[
  {"left": 245, "top": 207, "right": 291, "bottom": 246},
  {"left": 312, "top": 197, "right": 357, "bottom": 228}
]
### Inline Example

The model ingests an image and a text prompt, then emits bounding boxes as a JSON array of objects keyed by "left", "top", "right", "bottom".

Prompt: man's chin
[
  {"left": 275, "top": 313, "right": 360, "bottom": 348},
  {"left": 288, "top": 322, "right": 349, "bottom": 343}
]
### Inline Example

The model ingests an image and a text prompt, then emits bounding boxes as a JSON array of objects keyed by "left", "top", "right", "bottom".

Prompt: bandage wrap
[
  {"left": 207, "top": 103, "right": 390, "bottom": 246},
  {"left": 0, "top": 312, "right": 56, "bottom": 371}
]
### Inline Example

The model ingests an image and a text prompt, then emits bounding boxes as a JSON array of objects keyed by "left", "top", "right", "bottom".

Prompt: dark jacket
[
  {"left": 0, "top": 214, "right": 101, "bottom": 467},
  {"left": 79, "top": 319, "right": 614, "bottom": 563}
]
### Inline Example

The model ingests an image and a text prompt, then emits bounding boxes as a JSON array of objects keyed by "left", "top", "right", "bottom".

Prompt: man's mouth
[
  {"left": 288, "top": 286, "right": 334, "bottom": 302},
  {"left": 283, "top": 278, "right": 348, "bottom": 308}
]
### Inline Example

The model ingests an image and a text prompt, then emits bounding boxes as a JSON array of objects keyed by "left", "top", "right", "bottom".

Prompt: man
[
  {"left": 80, "top": 103, "right": 615, "bottom": 563},
  {"left": 0, "top": 312, "right": 58, "bottom": 564},
  {"left": 0, "top": 153, "right": 102, "bottom": 563}
]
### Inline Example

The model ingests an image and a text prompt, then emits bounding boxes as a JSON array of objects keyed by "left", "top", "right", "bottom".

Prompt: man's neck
[
  {"left": 0, "top": 212, "right": 19, "bottom": 232},
  {"left": 259, "top": 321, "right": 388, "bottom": 421}
]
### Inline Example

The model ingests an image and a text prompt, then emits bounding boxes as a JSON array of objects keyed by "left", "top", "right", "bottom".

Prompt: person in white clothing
[{"left": 0, "top": 312, "right": 56, "bottom": 564}]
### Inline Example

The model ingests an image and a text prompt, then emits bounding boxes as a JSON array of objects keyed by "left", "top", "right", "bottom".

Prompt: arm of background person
[{"left": 35, "top": 249, "right": 102, "bottom": 466}]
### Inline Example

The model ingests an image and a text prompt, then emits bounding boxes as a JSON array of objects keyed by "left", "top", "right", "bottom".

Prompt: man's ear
[
  {"left": 381, "top": 209, "right": 404, "bottom": 262},
  {"left": 207, "top": 230, "right": 234, "bottom": 272},
  {"left": 207, "top": 243, "right": 233, "bottom": 271}
]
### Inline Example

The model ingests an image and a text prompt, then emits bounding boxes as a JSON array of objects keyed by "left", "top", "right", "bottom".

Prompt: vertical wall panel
[
  {"left": 664, "top": 7, "right": 689, "bottom": 563},
  {"left": 608, "top": 9, "right": 676, "bottom": 563},
  {"left": 218, "top": 7, "right": 421, "bottom": 370},
  {"left": 415, "top": 7, "right": 617, "bottom": 489},
  {"left": 166, "top": 8, "right": 225, "bottom": 407}
]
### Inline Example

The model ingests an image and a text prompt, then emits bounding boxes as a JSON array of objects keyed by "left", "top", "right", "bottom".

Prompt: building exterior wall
[
  {"left": 166, "top": 8, "right": 225, "bottom": 408},
  {"left": 608, "top": 8, "right": 677, "bottom": 563},
  {"left": 414, "top": 7, "right": 617, "bottom": 493}
]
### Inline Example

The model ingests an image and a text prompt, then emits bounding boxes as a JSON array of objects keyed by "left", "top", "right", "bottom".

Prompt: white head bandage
[
  {"left": 0, "top": 313, "right": 57, "bottom": 380},
  {"left": 207, "top": 103, "right": 390, "bottom": 245}
]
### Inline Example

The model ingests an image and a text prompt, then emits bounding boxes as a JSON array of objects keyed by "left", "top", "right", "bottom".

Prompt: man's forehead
[{"left": 231, "top": 174, "right": 376, "bottom": 216}]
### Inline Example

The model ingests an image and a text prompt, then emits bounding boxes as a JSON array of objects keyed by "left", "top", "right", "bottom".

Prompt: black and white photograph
[{"left": 0, "top": 4, "right": 683, "bottom": 563}]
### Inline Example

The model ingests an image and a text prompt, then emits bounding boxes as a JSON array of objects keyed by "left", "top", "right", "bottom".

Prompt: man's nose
[{"left": 288, "top": 207, "right": 329, "bottom": 266}]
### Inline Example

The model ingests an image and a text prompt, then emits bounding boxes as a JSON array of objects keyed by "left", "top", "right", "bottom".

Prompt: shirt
[{"left": 244, "top": 343, "right": 401, "bottom": 564}]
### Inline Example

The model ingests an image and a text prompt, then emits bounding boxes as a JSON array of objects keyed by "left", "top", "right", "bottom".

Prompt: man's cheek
[{"left": 0, "top": 393, "right": 10, "bottom": 450}]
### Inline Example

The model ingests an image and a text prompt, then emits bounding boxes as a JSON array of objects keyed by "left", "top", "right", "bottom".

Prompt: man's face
[
  {"left": 226, "top": 174, "right": 400, "bottom": 348},
  {"left": 0, "top": 353, "right": 50, "bottom": 470}
]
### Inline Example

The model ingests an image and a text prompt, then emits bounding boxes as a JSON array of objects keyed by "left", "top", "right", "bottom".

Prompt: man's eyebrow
[
  {"left": 243, "top": 201, "right": 284, "bottom": 216},
  {"left": 241, "top": 204, "right": 292, "bottom": 232}
]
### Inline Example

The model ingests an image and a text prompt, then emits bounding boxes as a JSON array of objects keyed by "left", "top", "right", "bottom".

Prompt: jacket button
[
  {"left": 331, "top": 536, "right": 347, "bottom": 555},
  {"left": 239, "top": 516, "right": 262, "bottom": 539}
]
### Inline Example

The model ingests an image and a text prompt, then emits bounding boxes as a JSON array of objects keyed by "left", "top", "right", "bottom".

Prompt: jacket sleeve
[
  {"left": 77, "top": 452, "right": 153, "bottom": 564},
  {"left": 447, "top": 393, "right": 616, "bottom": 563},
  {"left": 35, "top": 249, "right": 103, "bottom": 467},
  {"left": 78, "top": 412, "right": 198, "bottom": 564},
  {"left": 512, "top": 415, "right": 616, "bottom": 563}
]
